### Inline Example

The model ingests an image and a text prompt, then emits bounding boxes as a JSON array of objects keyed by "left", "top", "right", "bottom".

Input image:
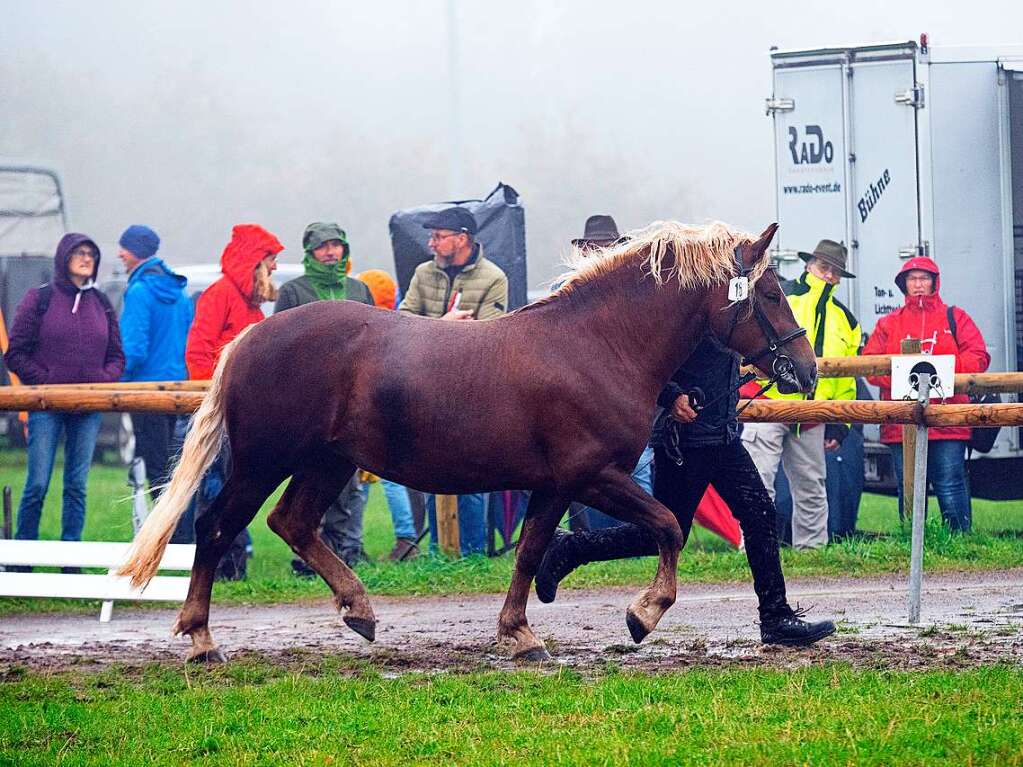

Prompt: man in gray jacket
[{"left": 275, "top": 221, "right": 374, "bottom": 573}]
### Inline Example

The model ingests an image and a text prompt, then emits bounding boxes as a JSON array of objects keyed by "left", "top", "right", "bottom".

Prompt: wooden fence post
[
  {"left": 900, "top": 338, "right": 922, "bottom": 523},
  {"left": 435, "top": 495, "right": 460, "bottom": 558}
]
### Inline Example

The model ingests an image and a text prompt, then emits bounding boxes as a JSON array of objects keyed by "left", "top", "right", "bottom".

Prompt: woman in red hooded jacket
[
  {"left": 862, "top": 256, "right": 990, "bottom": 532},
  {"left": 186, "top": 224, "right": 284, "bottom": 379},
  {"left": 181, "top": 224, "right": 284, "bottom": 578}
]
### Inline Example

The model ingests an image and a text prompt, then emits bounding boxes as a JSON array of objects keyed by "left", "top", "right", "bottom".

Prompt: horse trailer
[{"left": 767, "top": 37, "right": 1023, "bottom": 498}]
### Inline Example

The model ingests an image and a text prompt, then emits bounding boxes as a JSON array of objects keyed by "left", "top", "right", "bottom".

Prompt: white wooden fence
[{"left": 0, "top": 540, "right": 194, "bottom": 622}]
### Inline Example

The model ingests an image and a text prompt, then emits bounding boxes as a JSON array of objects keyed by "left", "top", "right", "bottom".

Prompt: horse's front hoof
[
  {"left": 343, "top": 615, "right": 376, "bottom": 642},
  {"left": 625, "top": 610, "right": 651, "bottom": 644},
  {"left": 513, "top": 645, "right": 552, "bottom": 664},
  {"left": 187, "top": 647, "right": 228, "bottom": 664}
]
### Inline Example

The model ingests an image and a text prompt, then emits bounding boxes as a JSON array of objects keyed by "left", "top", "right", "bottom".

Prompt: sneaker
[
  {"left": 760, "top": 605, "right": 836, "bottom": 647},
  {"left": 291, "top": 558, "right": 316, "bottom": 578},
  {"left": 387, "top": 538, "right": 419, "bottom": 562}
]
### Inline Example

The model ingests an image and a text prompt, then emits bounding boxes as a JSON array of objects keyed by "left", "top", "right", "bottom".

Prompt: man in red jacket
[{"left": 862, "top": 257, "right": 990, "bottom": 532}]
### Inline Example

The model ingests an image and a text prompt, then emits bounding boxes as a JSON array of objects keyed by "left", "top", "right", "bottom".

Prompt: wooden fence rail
[
  {"left": 15, "top": 361, "right": 1023, "bottom": 396},
  {"left": 3, "top": 388, "right": 1023, "bottom": 427}
]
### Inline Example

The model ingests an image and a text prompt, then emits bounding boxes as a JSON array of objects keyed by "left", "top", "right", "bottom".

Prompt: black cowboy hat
[
  {"left": 572, "top": 214, "right": 625, "bottom": 246},
  {"left": 798, "top": 239, "right": 856, "bottom": 279}
]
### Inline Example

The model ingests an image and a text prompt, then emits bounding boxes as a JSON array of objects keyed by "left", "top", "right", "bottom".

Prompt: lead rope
[{"left": 666, "top": 373, "right": 779, "bottom": 466}]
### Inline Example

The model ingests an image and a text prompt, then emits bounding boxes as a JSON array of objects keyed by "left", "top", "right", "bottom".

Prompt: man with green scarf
[
  {"left": 276, "top": 221, "right": 374, "bottom": 309},
  {"left": 275, "top": 222, "right": 375, "bottom": 575}
]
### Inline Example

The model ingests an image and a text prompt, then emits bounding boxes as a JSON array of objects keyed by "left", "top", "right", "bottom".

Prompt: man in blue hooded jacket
[{"left": 118, "top": 225, "right": 194, "bottom": 501}]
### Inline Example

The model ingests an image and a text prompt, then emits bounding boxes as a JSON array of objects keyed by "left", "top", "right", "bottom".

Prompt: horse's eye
[{"left": 764, "top": 292, "right": 783, "bottom": 305}]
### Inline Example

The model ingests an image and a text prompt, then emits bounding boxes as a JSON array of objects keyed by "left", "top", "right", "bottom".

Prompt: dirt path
[{"left": 2, "top": 570, "right": 1022, "bottom": 674}]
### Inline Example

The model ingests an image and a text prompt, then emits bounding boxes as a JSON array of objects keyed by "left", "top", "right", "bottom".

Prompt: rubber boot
[{"left": 535, "top": 524, "right": 658, "bottom": 603}]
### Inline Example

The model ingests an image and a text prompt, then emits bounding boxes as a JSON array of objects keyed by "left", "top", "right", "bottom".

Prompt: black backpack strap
[
  {"left": 947, "top": 305, "right": 958, "bottom": 344},
  {"left": 35, "top": 283, "right": 53, "bottom": 317}
]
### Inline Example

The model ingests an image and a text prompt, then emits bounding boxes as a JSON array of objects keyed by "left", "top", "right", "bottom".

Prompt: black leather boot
[
  {"left": 760, "top": 605, "right": 836, "bottom": 647},
  {"left": 535, "top": 524, "right": 658, "bottom": 604}
]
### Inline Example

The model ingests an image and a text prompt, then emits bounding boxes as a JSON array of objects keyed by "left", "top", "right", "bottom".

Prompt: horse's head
[{"left": 706, "top": 223, "right": 817, "bottom": 395}]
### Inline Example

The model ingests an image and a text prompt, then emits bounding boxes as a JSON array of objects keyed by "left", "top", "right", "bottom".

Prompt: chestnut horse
[{"left": 120, "top": 221, "right": 816, "bottom": 662}]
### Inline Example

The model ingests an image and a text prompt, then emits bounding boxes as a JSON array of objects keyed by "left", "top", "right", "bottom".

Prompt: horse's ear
[{"left": 751, "top": 223, "right": 779, "bottom": 259}]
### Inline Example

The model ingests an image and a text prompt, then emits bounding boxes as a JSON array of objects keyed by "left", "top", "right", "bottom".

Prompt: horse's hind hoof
[
  {"left": 343, "top": 615, "right": 376, "bottom": 642},
  {"left": 513, "top": 646, "right": 552, "bottom": 664},
  {"left": 626, "top": 610, "right": 651, "bottom": 644},
  {"left": 187, "top": 647, "right": 228, "bottom": 664}
]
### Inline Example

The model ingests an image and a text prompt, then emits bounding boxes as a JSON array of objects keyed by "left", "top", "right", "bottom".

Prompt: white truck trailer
[{"left": 766, "top": 37, "right": 1023, "bottom": 498}]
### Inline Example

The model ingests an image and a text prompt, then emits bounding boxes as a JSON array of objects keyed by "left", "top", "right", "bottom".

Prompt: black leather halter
[
  {"left": 666, "top": 247, "right": 809, "bottom": 464},
  {"left": 725, "top": 245, "right": 806, "bottom": 379}
]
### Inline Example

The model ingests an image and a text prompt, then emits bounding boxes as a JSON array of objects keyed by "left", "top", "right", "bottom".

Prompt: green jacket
[
  {"left": 398, "top": 244, "right": 508, "bottom": 320},
  {"left": 274, "top": 275, "right": 374, "bottom": 314},
  {"left": 761, "top": 271, "right": 861, "bottom": 402}
]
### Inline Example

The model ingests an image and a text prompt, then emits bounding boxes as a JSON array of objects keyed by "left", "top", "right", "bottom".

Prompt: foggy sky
[{"left": 3, "top": 1, "right": 1022, "bottom": 287}]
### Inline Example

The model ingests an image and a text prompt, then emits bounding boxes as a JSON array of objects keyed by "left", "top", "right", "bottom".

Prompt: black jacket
[{"left": 652, "top": 335, "right": 740, "bottom": 449}]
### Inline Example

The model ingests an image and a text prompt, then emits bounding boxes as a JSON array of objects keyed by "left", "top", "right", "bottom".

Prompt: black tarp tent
[{"left": 388, "top": 182, "right": 527, "bottom": 310}]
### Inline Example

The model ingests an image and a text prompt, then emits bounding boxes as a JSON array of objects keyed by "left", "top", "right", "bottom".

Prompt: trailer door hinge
[
  {"left": 894, "top": 84, "right": 925, "bottom": 108},
  {"left": 770, "top": 248, "right": 800, "bottom": 264},
  {"left": 765, "top": 97, "right": 795, "bottom": 115},
  {"left": 898, "top": 242, "right": 929, "bottom": 259}
]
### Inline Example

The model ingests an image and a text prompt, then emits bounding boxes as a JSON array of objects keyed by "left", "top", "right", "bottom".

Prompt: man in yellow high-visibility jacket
[{"left": 740, "top": 240, "right": 861, "bottom": 550}]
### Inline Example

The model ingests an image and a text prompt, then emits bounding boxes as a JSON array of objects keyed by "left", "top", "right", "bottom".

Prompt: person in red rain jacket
[
  {"left": 862, "top": 256, "right": 990, "bottom": 532},
  {"left": 185, "top": 224, "right": 284, "bottom": 380},
  {"left": 180, "top": 224, "right": 283, "bottom": 578}
]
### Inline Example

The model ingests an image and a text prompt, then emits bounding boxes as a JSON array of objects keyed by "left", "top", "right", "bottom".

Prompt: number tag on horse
[{"left": 728, "top": 276, "right": 749, "bottom": 303}]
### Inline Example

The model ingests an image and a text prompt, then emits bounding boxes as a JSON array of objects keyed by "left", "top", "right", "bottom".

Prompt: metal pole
[
  {"left": 900, "top": 339, "right": 922, "bottom": 524},
  {"left": 907, "top": 383, "right": 930, "bottom": 624}
]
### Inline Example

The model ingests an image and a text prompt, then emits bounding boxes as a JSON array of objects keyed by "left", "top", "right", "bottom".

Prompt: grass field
[
  {"left": 1, "top": 449, "right": 1022, "bottom": 615},
  {"left": 2, "top": 661, "right": 1022, "bottom": 765},
  {"left": 3, "top": 454, "right": 1023, "bottom": 766}
]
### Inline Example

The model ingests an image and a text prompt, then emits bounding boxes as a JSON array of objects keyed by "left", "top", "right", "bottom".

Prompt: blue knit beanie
[{"left": 119, "top": 225, "right": 160, "bottom": 260}]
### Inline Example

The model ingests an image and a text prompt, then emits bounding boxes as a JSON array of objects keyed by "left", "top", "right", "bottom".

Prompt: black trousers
[
  {"left": 656, "top": 441, "right": 788, "bottom": 616},
  {"left": 130, "top": 412, "right": 179, "bottom": 499},
  {"left": 572, "top": 440, "right": 789, "bottom": 619}
]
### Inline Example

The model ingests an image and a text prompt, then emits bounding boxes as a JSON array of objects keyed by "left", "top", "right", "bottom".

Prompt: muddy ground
[{"left": 2, "top": 570, "right": 1022, "bottom": 675}]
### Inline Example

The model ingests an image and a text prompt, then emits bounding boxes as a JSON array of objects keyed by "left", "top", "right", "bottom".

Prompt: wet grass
[
  {"left": 1, "top": 449, "right": 1023, "bottom": 615},
  {"left": 1, "top": 661, "right": 1021, "bottom": 765}
]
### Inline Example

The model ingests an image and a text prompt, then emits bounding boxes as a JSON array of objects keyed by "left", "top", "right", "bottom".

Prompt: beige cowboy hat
[{"left": 798, "top": 239, "right": 856, "bottom": 279}]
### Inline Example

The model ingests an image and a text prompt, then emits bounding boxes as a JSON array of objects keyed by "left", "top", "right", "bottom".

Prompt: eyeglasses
[
  {"left": 428, "top": 231, "right": 462, "bottom": 242},
  {"left": 70, "top": 251, "right": 96, "bottom": 260}
]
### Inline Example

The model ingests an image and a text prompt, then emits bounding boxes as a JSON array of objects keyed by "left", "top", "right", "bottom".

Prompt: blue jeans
[
  {"left": 427, "top": 493, "right": 487, "bottom": 555},
  {"left": 15, "top": 411, "right": 102, "bottom": 541},
  {"left": 890, "top": 439, "right": 972, "bottom": 532},
  {"left": 382, "top": 479, "right": 417, "bottom": 541},
  {"left": 585, "top": 445, "right": 656, "bottom": 530}
]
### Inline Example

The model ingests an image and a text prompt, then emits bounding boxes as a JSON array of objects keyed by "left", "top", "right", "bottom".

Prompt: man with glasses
[
  {"left": 399, "top": 206, "right": 508, "bottom": 322},
  {"left": 399, "top": 206, "right": 508, "bottom": 554},
  {"left": 740, "top": 239, "right": 861, "bottom": 550}
]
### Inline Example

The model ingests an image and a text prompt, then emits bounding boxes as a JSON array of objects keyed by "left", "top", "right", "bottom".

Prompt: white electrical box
[{"left": 890, "top": 354, "right": 956, "bottom": 401}]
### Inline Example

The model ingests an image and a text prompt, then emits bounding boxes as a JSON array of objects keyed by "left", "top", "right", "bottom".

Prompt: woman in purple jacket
[{"left": 5, "top": 233, "right": 124, "bottom": 547}]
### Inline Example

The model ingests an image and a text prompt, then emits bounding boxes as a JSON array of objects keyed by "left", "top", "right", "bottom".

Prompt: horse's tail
[{"left": 118, "top": 325, "right": 255, "bottom": 588}]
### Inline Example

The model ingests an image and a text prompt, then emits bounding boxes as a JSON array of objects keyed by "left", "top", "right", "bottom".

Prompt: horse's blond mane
[{"left": 552, "top": 220, "right": 769, "bottom": 297}]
